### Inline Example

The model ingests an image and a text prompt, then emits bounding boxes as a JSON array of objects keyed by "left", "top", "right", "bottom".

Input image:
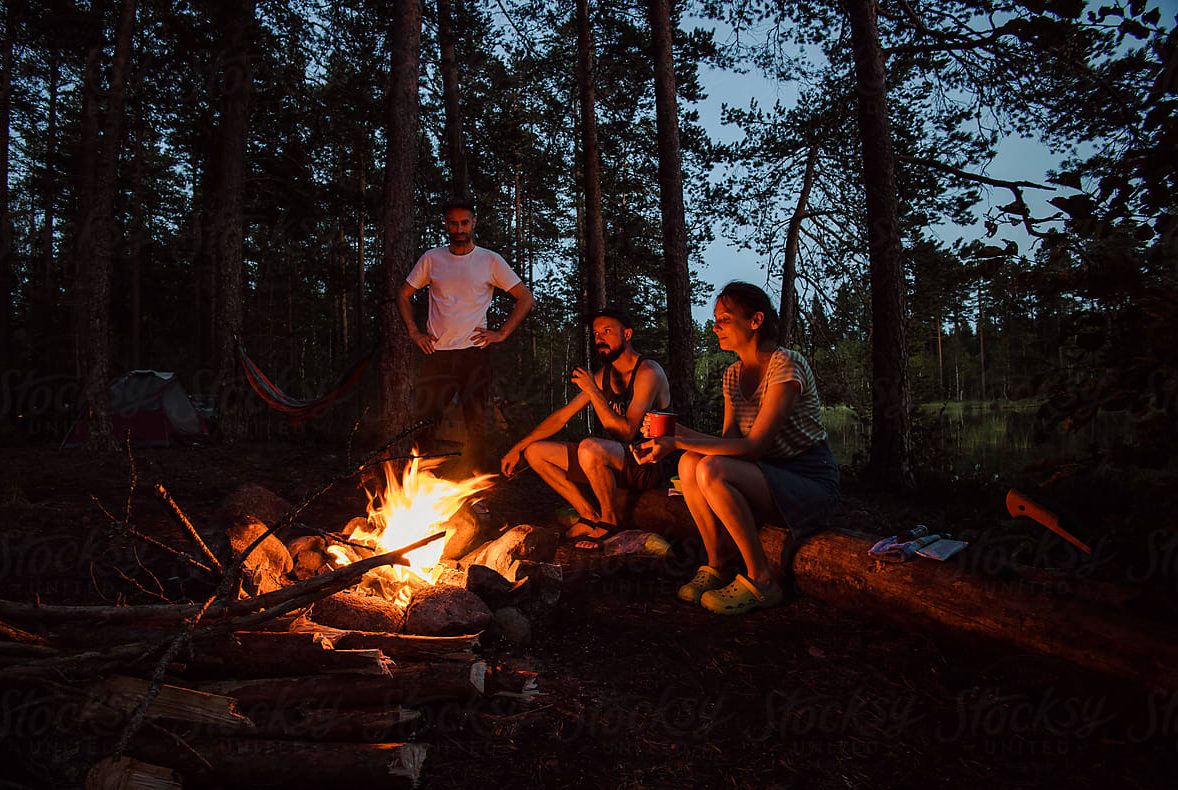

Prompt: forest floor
[{"left": 1, "top": 442, "right": 1176, "bottom": 789}]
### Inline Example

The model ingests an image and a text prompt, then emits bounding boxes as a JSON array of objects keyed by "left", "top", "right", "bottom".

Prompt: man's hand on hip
[
  {"left": 411, "top": 330, "right": 438, "bottom": 354},
  {"left": 471, "top": 327, "right": 506, "bottom": 348}
]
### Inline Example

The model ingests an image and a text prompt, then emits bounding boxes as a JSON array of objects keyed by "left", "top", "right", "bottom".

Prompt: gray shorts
[{"left": 757, "top": 440, "right": 840, "bottom": 530}]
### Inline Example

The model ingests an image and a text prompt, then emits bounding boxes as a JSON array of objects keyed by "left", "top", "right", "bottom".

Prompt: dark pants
[{"left": 414, "top": 347, "right": 491, "bottom": 468}]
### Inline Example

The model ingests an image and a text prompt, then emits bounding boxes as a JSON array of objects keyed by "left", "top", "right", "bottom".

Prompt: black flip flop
[
  {"left": 572, "top": 522, "right": 619, "bottom": 552},
  {"left": 562, "top": 517, "right": 600, "bottom": 543}
]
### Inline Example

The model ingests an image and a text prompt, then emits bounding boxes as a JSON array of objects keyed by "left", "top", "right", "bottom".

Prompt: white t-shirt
[{"left": 406, "top": 246, "right": 523, "bottom": 351}]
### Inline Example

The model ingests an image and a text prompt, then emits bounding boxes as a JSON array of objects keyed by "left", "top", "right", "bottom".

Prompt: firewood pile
[{"left": 0, "top": 428, "right": 556, "bottom": 787}]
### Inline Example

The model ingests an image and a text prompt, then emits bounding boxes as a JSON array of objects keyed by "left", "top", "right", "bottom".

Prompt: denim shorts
[{"left": 757, "top": 440, "right": 841, "bottom": 530}]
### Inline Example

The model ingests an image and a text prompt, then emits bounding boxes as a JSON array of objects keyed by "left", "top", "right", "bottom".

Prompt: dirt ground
[{"left": 1, "top": 443, "right": 1175, "bottom": 789}]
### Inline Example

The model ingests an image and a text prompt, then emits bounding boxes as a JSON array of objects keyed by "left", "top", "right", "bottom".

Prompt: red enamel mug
[{"left": 646, "top": 411, "right": 676, "bottom": 438}]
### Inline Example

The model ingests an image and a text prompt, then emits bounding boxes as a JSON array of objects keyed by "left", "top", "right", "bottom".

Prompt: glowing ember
[{"left": 328, "top": 457, "right": 496, "bottom": 601}]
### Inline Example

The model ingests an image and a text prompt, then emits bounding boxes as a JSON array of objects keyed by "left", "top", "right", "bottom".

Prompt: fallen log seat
[{"left": 625, "top": 488, "right": 1178, "bottom": 690}]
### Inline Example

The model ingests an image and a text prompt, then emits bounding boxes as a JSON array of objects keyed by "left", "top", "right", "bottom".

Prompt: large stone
[
  {"left": 226, "top": 518, "right": 293, "bottom": 596},
  {"left": 459, "top": 524, "right": 557, "bottom": 578},
  {"left": 402, "top": 585, "right": 492, "bottom": 636},
  {"left": 311, "top": 591, "right": 406, "bottom": 633},
  {"left": 440, "top": 504, "right": 497, "bottom": 561},
  {"left": 511, "top": 560, "right": 562, "bottom": 622},
  {"left": 491, "top": 606, "right": 532, "bottom": 646},
  {"left": 221, "top": 483, "right": 293, "bottom": 527}
]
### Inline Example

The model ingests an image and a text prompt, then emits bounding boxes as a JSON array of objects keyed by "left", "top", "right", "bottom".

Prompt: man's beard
[
  {"left": 596, "top": 344, "right": 623, "bottom": 363},
  {"left": 448, "top": 232, "right": 471, "bottom": 245}
]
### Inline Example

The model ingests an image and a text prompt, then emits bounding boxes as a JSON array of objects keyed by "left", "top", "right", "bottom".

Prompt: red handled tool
[{"left": 1005, "top": 489, "right": 1093, "bottom": 555}]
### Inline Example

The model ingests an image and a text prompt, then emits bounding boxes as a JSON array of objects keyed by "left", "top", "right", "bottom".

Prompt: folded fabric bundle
[
  {"left": 869, "top": 533, "right": 945, "bottom": 563},
  {"left": 603, "top": 530, "right": 672, "bottom": 558}
]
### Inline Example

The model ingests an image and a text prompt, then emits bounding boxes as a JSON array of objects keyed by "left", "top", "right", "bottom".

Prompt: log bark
[
  {"left": 792, "top": 530, "right": 1178, "bottom": 690},
  {"left": 0, "top": 619, "right": 46, "bottom": 644},
  {"left": 180, "top": 631, "right": 392, "bottom": 678},
  {"left": 86, "top": 757, "right": 180, "bottom": 790},
  {"left": 198, "top": 660, "right": 487, "bottom": 706},
  {"left": 287, "top": 618, "right": 478, "bottom": 661},
  {"left": 235, "top": 704, "right": 420, "bottom": 741},
  {"left": 79, "top": 675, "right": 252, "bottom": 729},
  {"left": 625, "top": 490, "right": 1178, "bottom": 689},
  {"left": 127, "top": 737, "right": 426, "bottom": 788}
]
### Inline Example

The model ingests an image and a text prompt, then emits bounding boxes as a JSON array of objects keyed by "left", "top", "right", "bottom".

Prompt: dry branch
[
  {"left": 126, "top": 736, "right": 426, "bottom": 787},
  {"left": 287, "top": 618, "right": 479, "bottom": 661},
  {"left": 0, "top": 533, "right": 442, "bottom": 628},
  {"left": 198, "top": 660, "right": 488, "bottom": 707},
  {"left": 153, "top": 482, "right": 223, "bottom": 574}
]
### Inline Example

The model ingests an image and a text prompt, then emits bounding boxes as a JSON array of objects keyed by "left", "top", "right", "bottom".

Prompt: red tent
[{"left": 62, "top": 371, "right": 209, "bottom": 448}]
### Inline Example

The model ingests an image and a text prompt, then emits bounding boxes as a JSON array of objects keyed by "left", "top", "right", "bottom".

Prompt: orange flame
[{"left": 331, "top": 457, "right": 496, "bottom": 599}]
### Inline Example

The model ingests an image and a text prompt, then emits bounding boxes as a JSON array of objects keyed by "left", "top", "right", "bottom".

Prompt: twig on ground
[
  {"left": 122, "top": 526, "right": 215, "bottom": 576},
  {"left": 153, "top": 483, "right": 224, "bottom": 575},
  {"left": 123, "top": 434, "right": 136, "bottom": 523}
]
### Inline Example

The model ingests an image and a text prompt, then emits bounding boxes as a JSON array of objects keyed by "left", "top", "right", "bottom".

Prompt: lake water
[{"left": 822, "top": 400, "right": 1136, "bottom": 478}]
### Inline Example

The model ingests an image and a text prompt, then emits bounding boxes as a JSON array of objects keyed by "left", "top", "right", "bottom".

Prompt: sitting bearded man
[{"left": 500, "top": 308, "right": 672, "bottom": 550}]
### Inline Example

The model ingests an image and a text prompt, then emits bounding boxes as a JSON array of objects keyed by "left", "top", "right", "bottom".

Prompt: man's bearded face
[
  {"left": 444, "top": 208, "right": 475, "bottom": 246},
  {"left": 592, "top": 318, "right": 628, "bottom": 363}
]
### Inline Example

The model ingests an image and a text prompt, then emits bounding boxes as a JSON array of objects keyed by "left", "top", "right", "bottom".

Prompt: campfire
[
  {"left": 325, "top": 457, "right": 497, "bottom": 605},
  {"left": 0, "top": 431, "right": 556, "bottom": 787}
]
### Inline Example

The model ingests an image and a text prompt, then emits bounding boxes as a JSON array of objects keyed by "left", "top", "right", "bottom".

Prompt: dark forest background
[{"left": 0, "top": 0, "right": 1174, "bottom": 491}]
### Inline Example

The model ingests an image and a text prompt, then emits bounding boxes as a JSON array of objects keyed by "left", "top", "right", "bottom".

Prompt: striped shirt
[{"left": 722, "top": 347, "right": 827, "bottom": 460}]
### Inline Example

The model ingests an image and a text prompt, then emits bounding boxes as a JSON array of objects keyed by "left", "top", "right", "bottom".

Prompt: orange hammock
[{"left": 236, "top": 338, "right": 371, "bottom": 426}]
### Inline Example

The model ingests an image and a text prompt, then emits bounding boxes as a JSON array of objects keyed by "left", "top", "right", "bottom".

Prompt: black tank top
[{"left": 598, "top": 355, "right": 670, "bottom": 439}]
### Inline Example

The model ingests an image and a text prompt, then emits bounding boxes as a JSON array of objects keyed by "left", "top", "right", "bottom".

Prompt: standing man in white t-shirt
[{"left": 397, "top": 198, "right": 534, "bottom": 474}]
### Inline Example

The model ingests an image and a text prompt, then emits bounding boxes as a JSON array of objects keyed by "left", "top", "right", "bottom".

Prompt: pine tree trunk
[
  {"left": 846, "top": 0, "right": 914, "bottom": 491},
  {"left": 335, "top": 224, "right": 349, "bottom": 355},
  {"left": 936, "top": 306, "right": 944, "bottom": 397},
  {"left": 190, "top": 145, "right": 215, "bottom": 371},
  {"left": 79, "top": 0, "right": 137, "bottom": 449},
  {"left": 72, "top": 15, "right": 103, "bottom": 380},
  {"left": 355, "top": 145, "right": 366, "bottom": 349},
  {"left": 40, "top": 57, "right": 60, "bottom": 338},
  {"left": 0, "top": 2, "right": 13, "bottom": 370},
  {"left": 211, "top": 0, "right": 256, "bottom": 442},
  {"left": 647, "top": 0, "right": 694, "bottom": 425},
  {"left": 978, "top": 287, "right": 986, "bottom": 401},
  {"left": 779, "top": 142, "right": 818, "bottom": 347},
  {"left": 576, "top": 0, "right": 606, "bottom": 312},
  {"left": 129, "top": 117, "right": 145, "bottom": 369},
  {"left": 378, "top": 0, "right": 422, "bottom": 437},
  {"left": 437, "top": 0, "right": 468, "bottom": 199}
]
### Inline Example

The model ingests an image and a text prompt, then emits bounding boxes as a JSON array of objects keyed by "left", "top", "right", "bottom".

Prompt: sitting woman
[{"left": 636, "top": 282, "right": 839, "bottom": 615}]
